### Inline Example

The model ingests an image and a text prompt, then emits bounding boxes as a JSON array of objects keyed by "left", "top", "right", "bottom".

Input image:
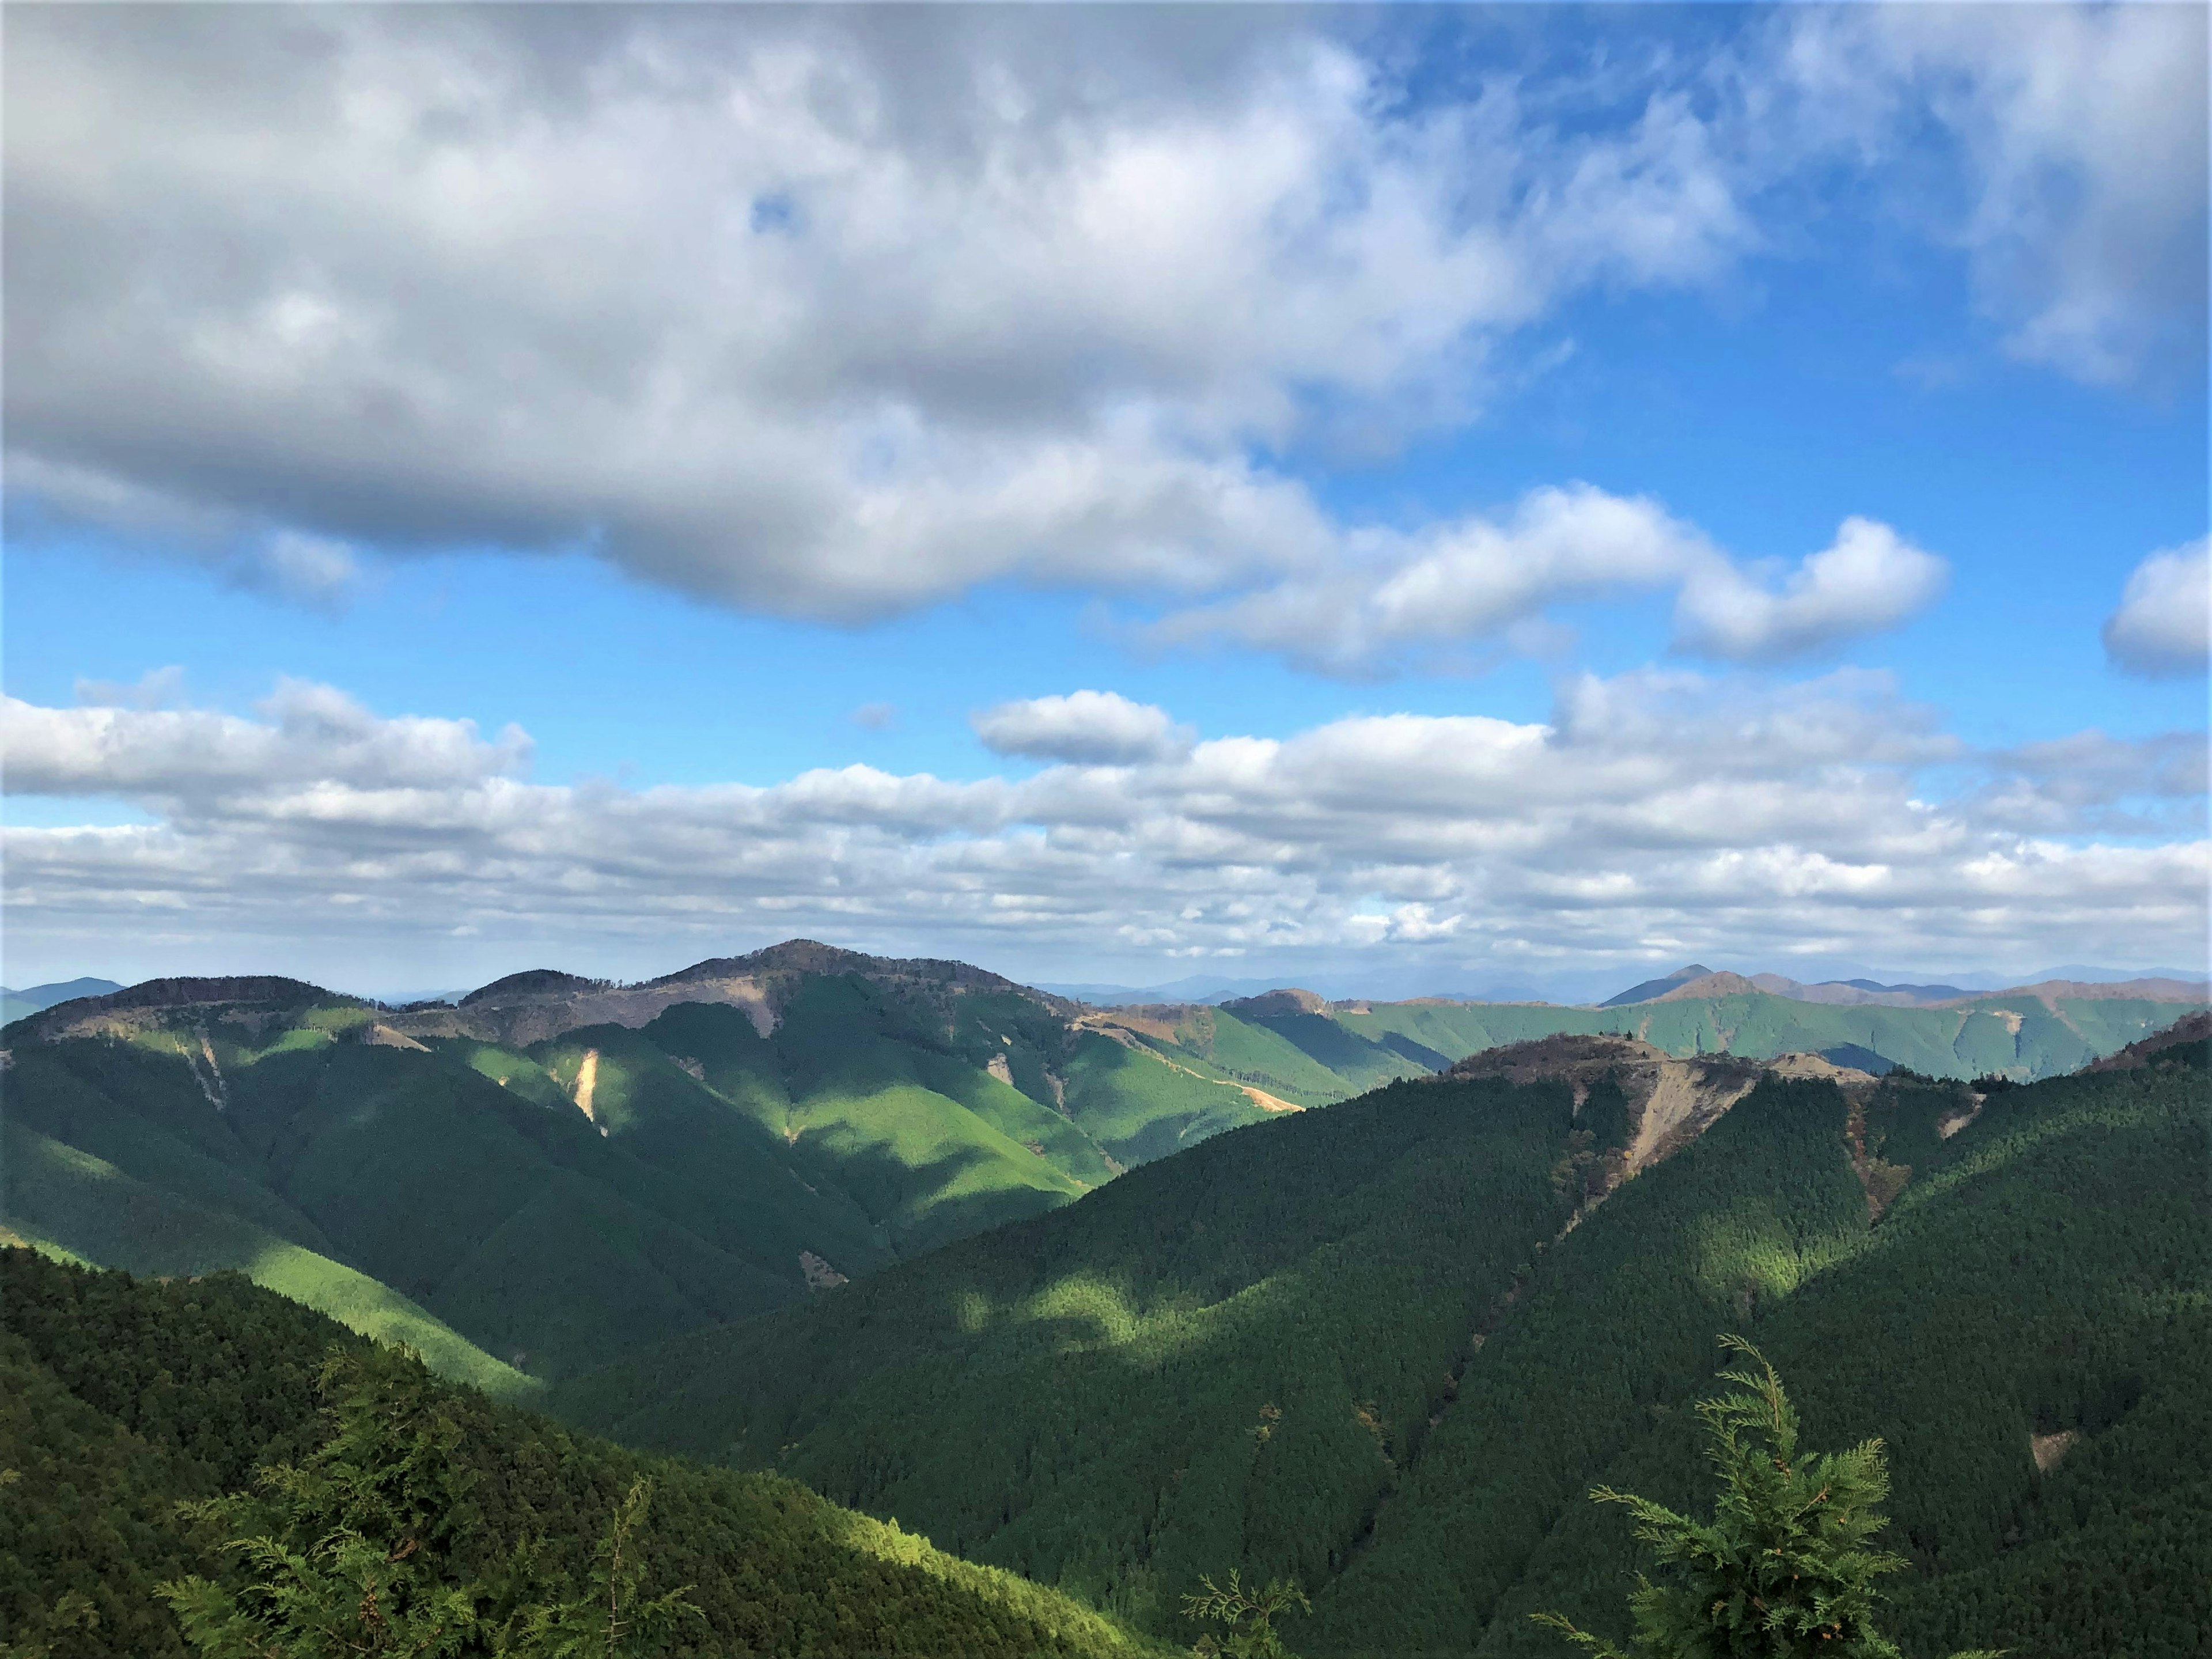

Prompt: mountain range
[
  {"left": 2, "top": 941, "right": 2201, "bottom": 1392},
  {"left": 2, "top": 937, "right": 2204, "bottom": 1657}
]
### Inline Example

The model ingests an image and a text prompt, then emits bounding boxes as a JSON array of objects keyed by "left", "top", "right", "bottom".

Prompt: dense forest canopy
[{"left": 2, "top": 979, "right": 2203, "bottom": 1658}]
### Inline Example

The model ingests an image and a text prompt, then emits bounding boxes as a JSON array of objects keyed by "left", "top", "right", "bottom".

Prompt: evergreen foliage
[
  {"left": 1183, "top": 1571, "right": 1310, "bottom": 1659},
  {"left": 566, "top": 1051, "right": 2209, "bottom": 1657},
  {"left": 0, "top": 1247, "right": 1165, "bottom": 1659},
  {"left": 1531, "top": 1339, "right": 1992, "bottom": 1659}
]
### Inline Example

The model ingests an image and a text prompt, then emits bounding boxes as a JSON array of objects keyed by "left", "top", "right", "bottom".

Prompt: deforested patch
[
  {"left": 573, "top": 1049, "right": 600, "bottom": 1126},
  {"left": 2032, "top": 1427, "right": 2080, "bottom": 1473}
]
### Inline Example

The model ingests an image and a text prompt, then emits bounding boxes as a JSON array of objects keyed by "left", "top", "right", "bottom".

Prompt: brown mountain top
[{"left": 1648, "top": 971, "right": 1764, "bottom": 1002}]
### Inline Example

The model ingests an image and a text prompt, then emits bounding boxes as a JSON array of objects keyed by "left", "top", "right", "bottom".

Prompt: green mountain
[
  {"left": 3, "top": 944, "right": 2197, "bottom": 1402},
  {"left": 0, "top": 1244, "right": 1166, "bottom": 1659},
  {"left": 0, "top": 950, "right": 1283, "bottom": 1389},
  {"left": 0, "top": 978, "right": 898, "bottom": 1384},
  {"left": 559, "top": 1025, "right": 2210, "bottom": 1658}
]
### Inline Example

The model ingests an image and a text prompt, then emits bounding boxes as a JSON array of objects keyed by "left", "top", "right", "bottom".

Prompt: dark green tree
[
  {"left": 1183, "top": 1570, "right": 1310, "bottom": 1658},
  {"left": 158, "top": 1349, "right": 695, "bottom": 1658},
  {"left": 1533, "top": 1337, "right": 1998, "bottom": 1659}
]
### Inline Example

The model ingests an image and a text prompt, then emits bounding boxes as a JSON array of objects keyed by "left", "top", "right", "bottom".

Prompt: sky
[{"left": 3, "top": 2, "right": 2207, "bottom": 1001}]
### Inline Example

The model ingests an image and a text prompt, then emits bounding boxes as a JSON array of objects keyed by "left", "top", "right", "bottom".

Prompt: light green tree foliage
[
  {"left": 1184, "top": 1570, "right": 1310, "bottom": 1659},
  {"left": 159, "top": 1349, "right": 697, "bottom": 1658},
  {"left": 1533, "top": 1338, "right": 1997, "bottom": 1659}
]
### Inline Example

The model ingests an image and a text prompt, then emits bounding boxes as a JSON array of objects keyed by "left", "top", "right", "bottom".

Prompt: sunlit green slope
[
  {"left": 1, "top": 991, "right": 906, "bottom": 1382},
  {"left": 1, "top": 1119, "right": 534, "bottom": 1401},
  {"left": 561, "top": 1041, "right": 2209, "bottom": 1658},
  {"left": 0, "top": 967, "right": 1175, "bottom": 1384}
]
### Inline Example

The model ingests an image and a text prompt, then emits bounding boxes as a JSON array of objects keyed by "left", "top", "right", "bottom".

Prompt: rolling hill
[{"left": 557, "top": 1023, "right": 2210, "bottom": 1658}]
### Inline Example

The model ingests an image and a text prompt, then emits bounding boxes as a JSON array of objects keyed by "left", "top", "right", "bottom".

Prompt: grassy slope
[
  {"left": 1, "top": 1014, "right": 894, "bottom": 1384},
  {"left": 1, "top": 978, "right": 1143, "bottom": 1389},
  {"left": 1, "top": 1247, "right": 1169, "bottom": 1659},
  {"left": 1232, "top": 1010, "right": 1436, "bottom": 1095},
  {"left": 563, "top": 1055, "right": 2208, "bottom": 1657}
]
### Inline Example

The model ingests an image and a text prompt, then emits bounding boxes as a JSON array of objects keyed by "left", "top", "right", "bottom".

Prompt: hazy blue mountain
[{"left": 0, "top": 976, "right": 124, "bottom": 1024}]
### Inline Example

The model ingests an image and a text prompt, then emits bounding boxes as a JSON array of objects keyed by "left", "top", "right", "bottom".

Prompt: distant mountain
[
  {"left": 0, "top": 975, "right": 123, "bottom": 1024},
  {"left": 1034, "top": 973, "right": 1296, "bottom": 1005},
  {"left": 1598, "top": 963, "right": 1714, "bottom": 1006}
]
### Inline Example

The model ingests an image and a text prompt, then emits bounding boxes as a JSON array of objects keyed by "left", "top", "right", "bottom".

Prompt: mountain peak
[
  {"left": 1650, "top": 970, "right": 1763, "bottom": 1002},
  {"left": 459, "top": 969, "right": 611, "bottom": 1006},
  {"left": 1598, "top": 964, "right": 1714, "bottom": 1007}
]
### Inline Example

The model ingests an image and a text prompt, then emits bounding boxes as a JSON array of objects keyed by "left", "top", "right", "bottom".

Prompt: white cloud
[
  {"left": 9, "top": 3, "right": 2070, "bottom": 651},
  {"left": 1153, "top": 489, "right": 1946, "bottom": 673},
  {"left": 4, "top": 10, "right": 1762, "bottom": 628},
  {"left": 3, "top": 675, "right": 2200, "bottom": 986},
  {"left": 1783, "top": 5, "right": 2207, "bottom": 385},
  {"left": 2, "top": 679, "right": 529, "bottom": 799},
  {"left": 2104, "top": 539, "right": 2210, "bottom": 679},
  {"left": 974, "top": 691, "right": 1191, "bottom": 765},
  {"left": 1673, "top": 517, "right": 1949, "bottom": 663}
]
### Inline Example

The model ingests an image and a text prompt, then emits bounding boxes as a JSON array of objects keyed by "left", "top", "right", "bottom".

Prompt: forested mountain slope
[
  {"left": 5, "top": 944, "right": 2196, "bottom": 1391},
  {"left": 0, "top": 973, "right": 1110, "bottom": 1385},
  {"left": 561, "top": 1030, "right": 2209, "bottom": 1658},
  {"left": 0, "top": 1247, "right": 1165, "bottom": 1659}
]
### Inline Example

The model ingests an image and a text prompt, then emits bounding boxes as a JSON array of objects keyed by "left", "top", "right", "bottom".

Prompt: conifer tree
[
  {"left": 159, "top": 1348, "right": 696, "bottom": 1658},
  {"left": 1532, "top": 1336, "right": 1999, "bottom": 1659},
  {"left": 1183, "top": 1569, "right": 1310, "bottom": 1658}
]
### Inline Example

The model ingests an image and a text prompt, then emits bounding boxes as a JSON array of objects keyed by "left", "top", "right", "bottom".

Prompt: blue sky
[{"left": 4, "top": 5, "right": 2206, "bottom": 997}]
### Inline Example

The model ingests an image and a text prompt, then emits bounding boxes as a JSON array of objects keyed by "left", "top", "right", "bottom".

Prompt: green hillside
[
  {"left": 5, "top": 957, "right": 2195, "bottom": 1411},
  {"left": 0, "top": 1245, "right": 1166, "bottom": 1659},
  {"left": 1, "top": 1120, "right": 533, "bottom": 1401},
  {"left": 560, "top": 1041, "right": 2210, "bottom": 1657},
  {"left": 0, "top": 967, "right": 1209, "bottom": 1387}
]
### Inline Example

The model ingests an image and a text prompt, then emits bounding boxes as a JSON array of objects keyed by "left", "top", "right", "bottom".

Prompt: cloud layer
[
  {"left": 5, "top": 676, "right": 2201, "bottom": 986},
  {"left": 6, "top": 6, "right": 2198, "bottom": 646}
]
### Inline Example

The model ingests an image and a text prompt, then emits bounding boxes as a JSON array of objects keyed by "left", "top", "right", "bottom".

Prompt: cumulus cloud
[
  {"left": 974, "top": 691, "right": 1192, "bottom": 765},
  {"left": 1153, "top": 488, "right": 1946, "bottom": 673},
  {"left": 2104, "top": 539, "right": 2210, "bottom": 679},
  {"left": 2, "top": 679, "right": 530, "bottom": 799},
  {"left": 1673, "top": 517, "right": 1949, "bottom": 663},
  {"left": 2, "top": 9, "right": 1756, "bottom": 627},
  {"left": 3, "top": 675, "right": 2201, "bottom": 984},
  {"left": 6, "top": 6, "right": 2171, "bottom": 644},
  {"left": 1783, "top": 5, "right": 2207, "bottom": 384}
]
